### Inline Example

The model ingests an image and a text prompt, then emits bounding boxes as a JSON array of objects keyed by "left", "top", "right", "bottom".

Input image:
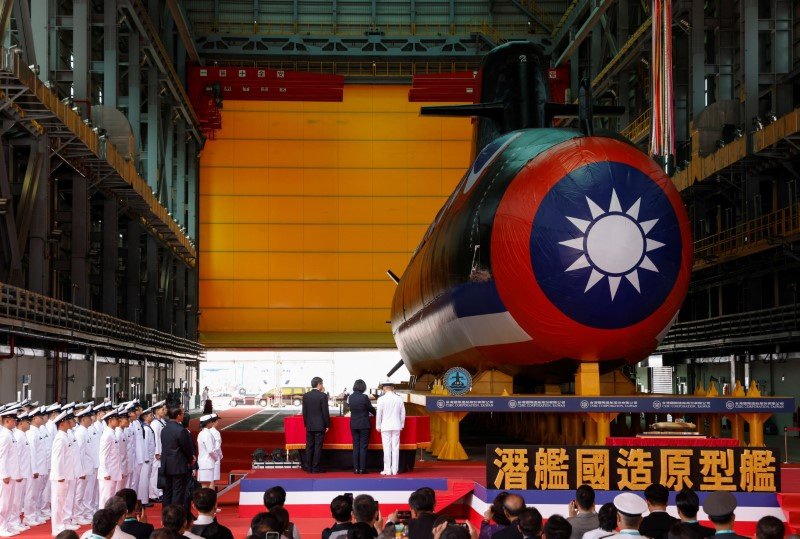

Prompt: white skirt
[{"left": 197, "top": 468, "right": 214, "bottom": 482}]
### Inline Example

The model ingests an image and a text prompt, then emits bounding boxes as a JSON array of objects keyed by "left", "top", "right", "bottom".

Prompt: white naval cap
[
  {"left": 613, "top": 492, "right": 648, "bottom": 517},
  {"left": 1, "top": 406, "right": 20, "bottom": 418},
  {"left": 154, "top": 400, "right": 166, "bottom": 408},
  {"left": 46, "top": 403, "right": 61, "bottom": 413},
  {"left": 53, "top": 410, "right": 71, "bottom": 424},
  {"left": 199, "top": 414, "right": 213, "bottom": 424},
  {"left": 76, "top": 406, "right": 93, "bottom": 418}
]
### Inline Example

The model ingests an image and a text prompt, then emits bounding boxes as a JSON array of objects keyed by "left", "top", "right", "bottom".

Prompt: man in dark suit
[
  {"left": 639, "top": 484, "right": 679, "bottom": 539},
  {"left": 160, "top": 405, "right": 195, "bottom": 511},
  {"left": 491, "top": 494, "right": 526, "bottom": 539},
  {"left": 301, "top": 377, "right": 330, "bottom": 473},
  {"left": 117, "top": 488, "right": 154, "bottom": 539},
  {"left": 675, "top": 488, "right": 715, "bottom": 538}
]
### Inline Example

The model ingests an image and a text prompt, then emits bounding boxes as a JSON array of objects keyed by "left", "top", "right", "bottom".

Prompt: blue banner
[{"left": 426, "top": 396, "right": 795, "bottom": 413}]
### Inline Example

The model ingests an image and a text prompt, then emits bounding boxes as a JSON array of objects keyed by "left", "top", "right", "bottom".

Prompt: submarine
[{"left": 389, "top": 42, "right": 693, "bottom": 383}]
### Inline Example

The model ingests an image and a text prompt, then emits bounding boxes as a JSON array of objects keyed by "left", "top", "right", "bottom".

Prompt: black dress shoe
[{"left": 359, "top": 470, "right": 368, "bottom": 474}]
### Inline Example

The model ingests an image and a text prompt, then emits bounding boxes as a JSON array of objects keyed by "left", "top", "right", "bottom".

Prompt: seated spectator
[
  {"left": 480, "top": 492, "right": 511, "bottom": 539},
  {"left": 640, "top": 484, "right": 678, "bottom": 539},
  {"left": 81, "top": 496, "right": 135, "bottom": 539},
  {"left": 270, "top": 507, "right": 295, "bottom": 539},
  {"left": 544, "top": 516, "right": 571, "bottom": 539},
  {"left": 407, "top": 487, "right": 438, "bottom": 539},
  {"left": 349, "top": 494, "right": 383, "bottom": 539},
  {"left": 517, "top": 508, "right": 543, "bottom": 539},
  {"left": 322, "top": 495, "right": 354, "bottom": 539},
  {"left": 756, "top": 516, "right": 785, "bottom": 539},
  {"left": 262, "top": 487, "right": 301, "bottom": 539},
  {"left": 56, "top": 532, "right": 80, "bottom": 539},
  {"left": 582, "top": 503, "right": 617, "bottom": 539},
  {"left": 492, "top": 495, "right": 526, "bottom": 539},
  {"left": 149, "top": 530, "right": 177, "bottom": 539},
  {"left": 434, "top": 524, "right": 472, "bottom": 539},
  {"left": 667, "top": 523, "right": 703, "bottom": 539},
  {"left": 162, "top": 504, "right": 201, "bottom": 539},
  {"left": 191, "top": 488, "right": 234, "bottom": 539},
  {"left": 250, "top": 512, "right": 282, "bottom": 539},
  {"left": 568, "top": 486, "right": 598, "bottom": 539},
  {"left": 117, "top": 488, "right": 155, "bottom": 539},
  {"left": 675, "top": 489, "right": 714, "bottom": 539},
  {"left": 94, "top": 509, "right": 122, "bottom": 539}
]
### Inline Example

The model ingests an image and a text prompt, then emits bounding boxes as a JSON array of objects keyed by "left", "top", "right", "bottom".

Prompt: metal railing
[
  {"left": 206, "top": 59, "right": 481, "bottom": 77},
  {"left": 620, "top": 109, "right": 651, "bottom": 143},
  {"left": 659, "top": 304, "right": 799, "bottom": 351},
  {"left": 190, "top": 19, "right": 531, "bottom": 39},
  {"left": 693, "top": 202, "right": 800, "bottom": 268},
  {"left": 0, "top": 283, "right": 203, "bottom": 360}
]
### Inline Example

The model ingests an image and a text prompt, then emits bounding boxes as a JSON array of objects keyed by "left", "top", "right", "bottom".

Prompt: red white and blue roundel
[{"left": 492, "top": 136, "right": 692, "bottom": 361}]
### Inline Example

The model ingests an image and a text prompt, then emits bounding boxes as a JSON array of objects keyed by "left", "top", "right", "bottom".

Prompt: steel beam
[
  {"left": 174, "top": 260, "right": 185, "bottom": 338},
  {"left": 186, "top": 266, "right": 196, "bottom": 340},
  {"left": 145, "top": 234, "right": 157, "bottom": 328},
  {"left": 146, "top": 65, "right": 159, "bottom": 191},
  {"left": 12, "top": 0, "right": 36, "bottom": 67},
  {"left": 103, "top": 0, "right": 118, "bottom": 107},
  {"left": 553, "top": 0, "right": 614, "bottom": 67},
  {"left": 27, "top": 138, "right": 48, "bottom": 294},
  {"left": 743, "top": 0, "right": 759, "bottom": 152},
  {"left": 30, "top": 0, "right": 48, "bottom": 78},
  {"left": 0, "top": 139, "right": 22, "bottom": 285},
  {"left": 691, "top": 0, "right": 704, "bottom": 117},
  {"left": 176, "top": 120, "right": 185, "bottom": 228},
  {"left": 162, "top": 114, "right": 174, "bottom": 213},
  {"left": 128, "top": 27, "right": 141, "bottom": 155},
  {"left": 126, "top": 217, "right": 142, "bottom": 323},
  {"left": 73, "top": 0, "right": 89, "bottom": 116},
  {"left": 15, "top": 143, "right": 43, "bottom": 256},
  {"left": 160, "top": 255, "right": 172, "bottom": 333},
  {"left": 71, "top": 173, "right": 89, "bottom": 308},
  {"left": 102, "top": 194, "right": 118, "bottom": 316},
  {"left": 187, "top": 139, "right": 196, "bottom": 241}
]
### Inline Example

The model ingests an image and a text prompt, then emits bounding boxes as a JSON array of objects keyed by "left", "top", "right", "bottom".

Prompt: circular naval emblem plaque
[{"left": 443, "top": 367, "right": 472, "bottom": 396}]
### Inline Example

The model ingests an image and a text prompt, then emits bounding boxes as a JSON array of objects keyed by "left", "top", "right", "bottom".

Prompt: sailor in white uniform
[
  {"left": 26, "top": 406, "right": 48, "bottom": 526},
  {"left": 41, "top": 403, "right": 60, "bottom": 518},
  {"left": 97, "top": 407, "right": 122, "bottom": 508},
  {"left": 11, "top": 411, "right": 33, "bottom": 531},
  {"left": 197, "top": 415, "right": 218, "bottom": 488},
  {"left": 129, "top": 403, "right": 145, "bottom": 494},
  {"left": 0, "top": 406, "right": 21, "bottom": 537},
  {"left": 376, "top": 381, "right": 406, "bottom": 476},
  {"left": 73, "top": 406, "right": 96, "bottom": 525},
  {"left": 116, "top": 406, "right": 130, "bottom": 489},
  {"left": 148, "top": 400, "right": 166, "bottom": 501},
  {"left": 91, "top": 403, "right": 110, "bottom": 509},
  {"left": 606, "top": 492, "right": 648, "bottom": 539},
  {"left": 209, "top": 414, "right": 223, "bottom": 484},
  {"left": 50, "top": 409, "right": 79, "bottom": 536},
  {"left": 137, "top": 407, "right": 155, "bottom": 505}
]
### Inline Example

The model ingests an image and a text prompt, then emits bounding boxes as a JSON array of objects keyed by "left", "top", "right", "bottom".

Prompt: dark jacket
[
  {"left": 685, "top": 522, "right": 715, "bottom": 538},
  {"left": 193, "top": 519, "right": 235, "bottom": 539},
  {"left": 639, "top": 512, "right": 679, "bottom": 539},
  {"left": 302, "top": 388, "right": 330, "bottom": 431},
  {"left": 160, "top": 419, "right": 195, "bottom": 475},
  {"left": 407, "top": 512, "right": 438, "bottom": 539},
  {"left": 492, "top": 519, "right": 523, "bottom": 539},
  {"left": 347, "top": 522, "right": 378, "bottom": 539},
  {"left": 323, "top": 522, "right": 354, "bottom": 539},
  {"left": 120, "top": 519, "right": 155, "bottom": 539},
  {"left": 348, "top": 392, "right": 376, "bottom": 430}
]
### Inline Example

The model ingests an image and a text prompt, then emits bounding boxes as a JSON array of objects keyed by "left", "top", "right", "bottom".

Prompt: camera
[{"left": 396, "top": 510, "right": 412, "bottom": 522}]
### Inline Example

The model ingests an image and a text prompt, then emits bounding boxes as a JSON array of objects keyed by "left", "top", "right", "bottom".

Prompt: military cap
[
  {"left": 76, "top": 406, "right": 93, "bottom": 418},
  {"left": 1, "top": 406, "right": 20, "bottom": 418},
  {"left": 53, "top": 410, "right": 72, "bottom": 424},
  {"left": 380, "top": 380, "right": 395, "bottom": 388},
  {"left": 613, "top": 492, "right": 648, "bottom": 517},
  {"left": 702, "top": 491, "right": 737, "bottom": 517},
  {"left": 16, "top": 411, "right": 31, "bottom": 422},
  {"left": 46, "top": 403, "right": 61, "bottom": 413},
  {"left": 154, "top": 400, "right": 166, "bottom": 408}
]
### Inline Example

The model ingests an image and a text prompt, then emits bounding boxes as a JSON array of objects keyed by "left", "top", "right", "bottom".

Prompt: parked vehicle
[
  {"left": 229, "top": 394, "right": 263, "bottom": 407},
  {"left": 262, "top": 386, "right": 311, "bottom": 407}
]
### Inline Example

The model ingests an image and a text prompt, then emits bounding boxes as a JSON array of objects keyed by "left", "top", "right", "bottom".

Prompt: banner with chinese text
[{"left": 487, "top": 445, "right": 780, "bottom": 493}]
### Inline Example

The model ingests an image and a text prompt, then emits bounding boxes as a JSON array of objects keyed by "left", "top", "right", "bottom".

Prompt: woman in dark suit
[{"left": 348, "top": 379, "right": 376, "bottom": 474}]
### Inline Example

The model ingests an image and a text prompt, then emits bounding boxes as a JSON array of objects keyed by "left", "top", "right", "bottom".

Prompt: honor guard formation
[{"left": 0, "top": 399, "right": 222, "bottom": 537}]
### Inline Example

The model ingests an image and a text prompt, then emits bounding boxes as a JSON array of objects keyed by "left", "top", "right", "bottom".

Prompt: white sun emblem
[{"left": 559, "top": 189, "right": 665, "bottom": 300}]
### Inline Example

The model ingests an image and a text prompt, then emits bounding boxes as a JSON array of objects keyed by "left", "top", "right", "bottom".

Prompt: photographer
[{"left": 567, "top": 485, "right": 598, "bottom": 539}]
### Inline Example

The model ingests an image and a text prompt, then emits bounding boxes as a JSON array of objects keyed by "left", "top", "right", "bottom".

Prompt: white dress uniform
[
  {"left": 88, "top": 420, "right": 101, "bottom": 513},
  {"left": 130, "top": 419, "right": 144, "bottom": 493},
  {"left": 26, "top": 420, "right": 47, "bottom": 524},
  {"left": 124, "top": 425, "right": 136, "bottom": 489},
  {"left": 42, "top": 418, "right": 56, "bottom": 514},
  {"left": 50, "top": 427, "right": 76, "bottom": 535},
  {"left": 197, "top": 425, "right": 217, "bottom": 482},
  {"left": 137, "top": 421, "right": 155, "bottom": 503},
  {"left": 0, "top": 421, "right": 19, "bottom": 536},
  {"left": 64, "top": 423, "right": 79, "bottom": 528},
  {"left": 73, "top": 422, "right": 94, "bottom": 522},
  {"left": 11, "top": 427, "right": 31, "bottom": 529},
  {"left": 375, "top": 386, "right": 406, "bottom": 476},
  {"left": 116, "top": 426, "right": 128, "bottom": 487},
  {"left": 97, "top": 421, "right": 122, "bottom": 508},
  {"left": 210, "top": 424, "right": 222, "bottom": 481},
  {"left": 149, "top": 415, "right": 165, "bottom": 499}
]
